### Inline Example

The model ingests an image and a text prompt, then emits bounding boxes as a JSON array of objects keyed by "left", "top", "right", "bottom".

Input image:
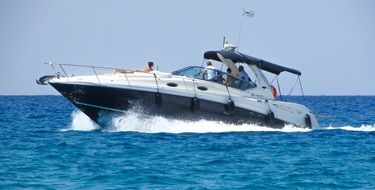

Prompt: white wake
[
  {"left": 61, "top": 110, "right": 100, "bottom": 132},
  {"left": 321, "top": 125, "right": 375, "bottom": 132},
  {"left": 62, "top": 110, "right": 375, "bottom": 133}
]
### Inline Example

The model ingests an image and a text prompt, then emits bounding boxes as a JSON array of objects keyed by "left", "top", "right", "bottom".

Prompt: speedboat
[{"left": 37, "top": 46, "right": 319, "bottom": 129}]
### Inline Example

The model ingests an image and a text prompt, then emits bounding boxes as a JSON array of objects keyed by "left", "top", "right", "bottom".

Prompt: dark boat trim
[
  {"left": 50, "top": 82, "right": 286, "bottom": 128},
  {"left": 75, "top": 101, "right": 127, "bottom": 113}
]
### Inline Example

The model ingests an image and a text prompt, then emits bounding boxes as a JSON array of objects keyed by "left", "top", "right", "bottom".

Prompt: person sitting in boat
[
  {"left": 113, "top": 61, "right": 154, "bottom": 75},
  {"left": 136, "top": 61, "right": 154, "bottom": 73},
  {"left": 204, "top": 61, "right": 217, "bottom": 80},
  {"left": 224, "top": 68, "right": 235, "bottom": 87},
  {"left": 236, "top": 65, "right": 252, "bottom": 90}
]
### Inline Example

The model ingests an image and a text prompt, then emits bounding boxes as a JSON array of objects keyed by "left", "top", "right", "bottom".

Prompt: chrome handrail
[
  {"left": 45, "top": 62, "right": 177, "bottom": 91},
  {"left": 45, "top": 63, "right": 257, "bottom": 100},
  {"left": 92, "top": 66, "right": 101, "bottom": 85},
  {"left": 46, "top": 62, "right": 134, "bottom": 85},
  {"left": 46, "top": 62, "right": 128, "bottom": 71}
]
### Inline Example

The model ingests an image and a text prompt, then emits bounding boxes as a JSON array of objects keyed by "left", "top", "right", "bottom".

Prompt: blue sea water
[{"left": 1, "top": 95, "right": 375, "bottom": 189}]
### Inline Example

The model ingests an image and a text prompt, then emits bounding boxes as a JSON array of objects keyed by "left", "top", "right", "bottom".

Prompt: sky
[{"left": 0, "top": 0, "right": 374, "bottom": 95}]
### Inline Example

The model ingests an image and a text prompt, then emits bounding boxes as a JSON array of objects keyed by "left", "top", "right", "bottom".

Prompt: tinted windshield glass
[
  {"left": 172, "top": 66, "right": 256, "bottom": 90},
  {"left": 172, "top": 66, "right": 202, "bottom": 78}
]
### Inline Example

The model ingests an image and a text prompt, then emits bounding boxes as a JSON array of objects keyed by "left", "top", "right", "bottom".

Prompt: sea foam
[
  {"left": 61, "top": 110, "right": 100, "bottom": 131},
  {"left": 63, "top": 110, "right": 375, "bottom": 133},
  {"left": 63, "top": 110, "right": 318, "bottom": 133},
  {"left": 321, "top": 124, "right": 375, "bottom": 132}
]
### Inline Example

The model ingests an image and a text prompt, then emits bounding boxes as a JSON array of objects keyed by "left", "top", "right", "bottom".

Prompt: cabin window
[
  {"left": 172, "top": 66, "right": 202, "bottom": 78},
  {"left": 172, "top": 66, "right": 256, "bottom": 90}
]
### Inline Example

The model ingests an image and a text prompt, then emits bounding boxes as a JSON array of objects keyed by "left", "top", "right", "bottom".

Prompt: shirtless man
[
  {"left": 224, "top": 68, "right": 235, "bottom": 87},
  {"left": 113, "top": 61, "right": 154, "bottom": 74},
  {"left": 137, "top": 62, "right": 154, "bottom": 72}
]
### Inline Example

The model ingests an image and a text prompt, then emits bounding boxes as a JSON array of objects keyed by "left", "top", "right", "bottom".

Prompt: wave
[
  {"left": 61, "top": 110, "right": 100, "bottom": 132},
  {"left": 107, "top": 114, "right": 312, "bottom": 133},
  {"left": 321, "top": 125, "right": 375, "bottom": 132},
  {"left": 62, "top": 110, "right": 375, "bottom": 133}
]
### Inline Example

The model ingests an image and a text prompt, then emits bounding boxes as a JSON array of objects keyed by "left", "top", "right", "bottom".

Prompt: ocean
[{"left": 1, "top": 95, "right": 375, "bottom": 189}]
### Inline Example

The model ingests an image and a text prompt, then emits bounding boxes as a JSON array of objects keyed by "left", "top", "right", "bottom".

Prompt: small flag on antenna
[{"left": 242, "top": 9, "right": 255, "bottom": 17}]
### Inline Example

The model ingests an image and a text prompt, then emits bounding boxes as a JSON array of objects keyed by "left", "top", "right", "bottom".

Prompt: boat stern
[{"left": 269, "top": 100, "right": 319, "bottom": 129}]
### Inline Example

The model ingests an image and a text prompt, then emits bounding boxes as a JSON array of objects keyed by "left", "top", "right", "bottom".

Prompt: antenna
[
  {"left": 237, "top": 9, "right": 255, "bottom": 49},
  {"left": 222, "top": 36, "right": 226, "bottom": 49}
]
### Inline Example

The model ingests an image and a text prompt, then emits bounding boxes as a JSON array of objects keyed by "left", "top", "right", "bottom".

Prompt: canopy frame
[{"left": 204, "top": 50, "right": 301, "bottom": 76}]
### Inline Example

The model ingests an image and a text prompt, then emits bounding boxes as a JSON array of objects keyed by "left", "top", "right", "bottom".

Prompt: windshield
[{"left": 172, "top": 66, "right": 256, "bottom": 90}]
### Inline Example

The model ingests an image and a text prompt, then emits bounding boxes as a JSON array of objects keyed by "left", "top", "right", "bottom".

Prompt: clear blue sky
[{"left": 1, "top": 0, "right": 374, "bottom": 95}]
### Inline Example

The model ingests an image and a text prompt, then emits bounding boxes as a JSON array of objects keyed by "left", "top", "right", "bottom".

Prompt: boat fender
[
  {"left": 305, "top": 114, "right": 312, "bottom": 128},
  {"left": 271, "top": 85, "right": 277, "bottom": 98},
  {"left": 191, "top": 98, "right": 200, "bottom": 112},
  {"left": 267, "top": 110, "right": 274, "bottom": 122},
  {"left": 155, "top": 93, "right": 163, "bottom": 107},
  {"left": 224, "top": 99, "right": 235, "bottom": 114}
]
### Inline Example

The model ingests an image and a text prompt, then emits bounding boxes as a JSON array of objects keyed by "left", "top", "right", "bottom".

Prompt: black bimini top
[{"left": 204, "top": 50, "right": 301, "bottom": 76}]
